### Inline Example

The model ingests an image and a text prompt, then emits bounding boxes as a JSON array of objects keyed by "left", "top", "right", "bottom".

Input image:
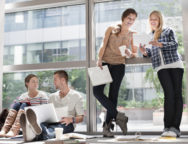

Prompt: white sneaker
[
  {"left": 161, "top": 131, "right": 177, "bottom": 137},
  {"left": 169, "top": 127, "right": 181, "bottom": 137},
  {"left": 161, "top": 131, "right": 169, "bottom": 137},
  {"left": 161, "top": 128, "right": 169, "bottom": 137},
  {"left": 20, "top": 113, "right": 36, "bottom": 142},
  {"left": 166, "top": 131, "right": 177, "bottom": 137}
]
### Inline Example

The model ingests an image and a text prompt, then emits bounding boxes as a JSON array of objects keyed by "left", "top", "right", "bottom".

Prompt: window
[
  {"left": 44, "top": 8, "right": 62, "bottom": 28},
  {"left": 2, "top": 0, "right": 185, "bottom": 134},
  {"left": 26, "top": 43, "right": 43, "bottom": 64},
  {"left": 3, "top": 68, "right": 87, "bottom": 131},
  {"left": 4, "top": 4, "right": 86, "bottom": 65},
  {"left": 94, "top": 0, "right": 184, "bottom": 132},
  {"left": 5, "top": 12, "right": 27, "bottom": 32}
]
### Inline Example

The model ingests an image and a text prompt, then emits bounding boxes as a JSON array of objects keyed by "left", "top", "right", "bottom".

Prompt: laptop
[
  {"left": 25, "top": 103, "right": 68, "bottom": 123},
  {"left": 88, "top": 65, "right": 113, "bottom": 86}
]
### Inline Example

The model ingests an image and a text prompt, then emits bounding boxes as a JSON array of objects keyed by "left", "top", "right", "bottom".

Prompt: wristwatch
[{"left": 72, "top": 117, "right": 75, "bottom": 123}]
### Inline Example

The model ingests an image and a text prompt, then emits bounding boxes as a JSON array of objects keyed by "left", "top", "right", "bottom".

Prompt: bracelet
[{"left": 72, "top": 117, "right": 75, "bottom": 123}]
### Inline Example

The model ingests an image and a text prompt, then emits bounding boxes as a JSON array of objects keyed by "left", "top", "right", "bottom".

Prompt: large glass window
[
  {"left": 3, "top": 69, "right": 87, "bottom": 131},
  {"left": 94, "top": 0, "right": 185, "bottom": 132},
  {"left": 2, "top": 0, "right": 186, "bottom": 134},
  {"left": 4, "top": 4, "right": 86, "bottom": 65}
]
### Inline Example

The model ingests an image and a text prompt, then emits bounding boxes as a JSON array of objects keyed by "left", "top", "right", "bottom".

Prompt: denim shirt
[{"left": 145, "top": 28, "right": 181, "bottom": 69}]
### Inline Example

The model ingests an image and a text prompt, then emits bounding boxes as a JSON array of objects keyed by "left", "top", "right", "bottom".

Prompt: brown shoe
[
  {"left": 116, "top": 112, "right": 128, "bottom": 135},
  {"left": 103, "top": 121, "right": 114, "bottom": 138},
  {"left": 26, "top": 109, "right": 42, "bottom": 135}
]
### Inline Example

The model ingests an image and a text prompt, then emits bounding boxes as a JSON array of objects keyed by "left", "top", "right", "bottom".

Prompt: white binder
[{"left": 88, "top": 65, "right": 113, "bottom": 86}]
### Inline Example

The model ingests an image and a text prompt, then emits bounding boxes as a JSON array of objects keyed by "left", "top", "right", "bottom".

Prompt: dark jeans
[
  {"left": 12, "top": 102, "right": 29, "bottom": 111},
  {"left": 93, "top": 63, "right": 125, "bottom": 124},
  {"left": 157, "top": 68, "right": 184, "bottom": 131},
  {"left": 35, "top": 122, "right": 74, "bottom": 141}
]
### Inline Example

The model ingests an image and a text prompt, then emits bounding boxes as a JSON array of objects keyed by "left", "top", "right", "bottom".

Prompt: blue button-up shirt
[{"left": 146, "top": 28, "right": 181, "bottom": 69}]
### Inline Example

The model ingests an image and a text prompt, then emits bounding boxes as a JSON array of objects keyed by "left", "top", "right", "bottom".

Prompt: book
[
  {"left": 24, "top": 103, "right": 68, "bottom": 123},
  {"left": 88, "top": 65, "right": 113, "bottom": 86}
]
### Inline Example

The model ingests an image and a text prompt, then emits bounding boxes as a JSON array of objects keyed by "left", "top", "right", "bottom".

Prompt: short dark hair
[
  {"left": 121, "top": 8, "right": 137, "bottom": 21},
  {"left": 25, "top": 74, "right": 38, "bottom": 89},
  {"left": 54, "top": 70, "right": 68, "bottom": 83}
]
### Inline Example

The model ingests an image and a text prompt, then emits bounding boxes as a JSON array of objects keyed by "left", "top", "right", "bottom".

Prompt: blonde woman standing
[{"left": 140, "top": 10, "right": 184, "bottom": 137}]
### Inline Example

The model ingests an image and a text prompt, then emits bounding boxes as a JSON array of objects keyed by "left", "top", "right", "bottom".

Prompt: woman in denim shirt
[{"left": 140, "top": 10, "right": 184, "bottom": 137}]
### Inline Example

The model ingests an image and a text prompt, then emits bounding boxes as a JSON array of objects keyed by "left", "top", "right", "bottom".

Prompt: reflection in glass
[{"left": 26, "top": 43, "right": 43, "bottom": 64}]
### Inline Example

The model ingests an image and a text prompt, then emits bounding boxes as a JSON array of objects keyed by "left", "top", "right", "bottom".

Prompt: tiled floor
[{"left": 1, "top": 135, "right": 188, "bottom": 144}]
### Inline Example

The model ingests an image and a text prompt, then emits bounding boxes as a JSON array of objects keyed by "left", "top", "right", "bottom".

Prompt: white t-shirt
[
  {"left": 18, "top": 90, "right": 48, "bottom": 106},
  {"left": 48, "top": 89, "right": 84, "bottom": 118}
]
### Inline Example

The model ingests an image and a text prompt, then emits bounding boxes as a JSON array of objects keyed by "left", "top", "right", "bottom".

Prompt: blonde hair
[{"left": 149, "top": 10, "right": 163, "bottom": 40}]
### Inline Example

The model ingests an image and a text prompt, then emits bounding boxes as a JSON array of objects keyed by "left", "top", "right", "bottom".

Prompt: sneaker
[
  {"left": 26, "top": 109, "right": 42, "bottom": 135},
  {"left": 169, "top": 127, "right": 181, "bottom": 137},
  {"left": 166, "top": 131, "right": 177, "bottom": 137},
  {"left": 161, "top": 128, "right": 169, "bottom": 137},
  {"left": 20, "top": 113, "right": 37, "bottom": 142}
]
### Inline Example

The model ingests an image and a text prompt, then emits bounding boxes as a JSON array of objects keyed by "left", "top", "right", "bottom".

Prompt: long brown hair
[
  {"left": 149, "top": 10, "right": 163, "bottom": 40},
  {"left": 113, "top": 8, "right": 137, "bottom": 36},
  {"left": 25, "top": 74, "right": 38, "bottom": 89}
]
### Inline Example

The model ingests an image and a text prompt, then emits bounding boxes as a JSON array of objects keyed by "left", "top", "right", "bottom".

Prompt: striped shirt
[{"left": 18, "top": 90, "right": 48, "bottom": 106}]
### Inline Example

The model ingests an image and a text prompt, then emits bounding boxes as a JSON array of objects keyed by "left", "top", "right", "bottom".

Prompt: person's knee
[
  {"left": 93, "top": 87, "right": 102, "bottom": 97},
  {"left": 12, "top": 102, "right": 22, "bottom": 111}
]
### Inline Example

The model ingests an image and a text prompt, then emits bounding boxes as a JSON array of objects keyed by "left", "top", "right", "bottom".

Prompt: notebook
[
  {"left": 25, "top": 103, "right": 68, "bottom": 123},
  {"left": 88, "top": 65, "right": 113, "bottom": 86}
]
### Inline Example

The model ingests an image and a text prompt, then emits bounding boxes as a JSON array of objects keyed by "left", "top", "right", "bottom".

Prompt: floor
[{"left": 1, "top": 135, "right": 188, "bottom": 144}]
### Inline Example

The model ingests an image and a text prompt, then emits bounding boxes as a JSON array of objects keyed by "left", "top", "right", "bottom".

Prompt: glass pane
[
  {"left": 3, "top": 45, "right": 26, "bottom": 65},
  {"left": 26, "top": 43, "right": 43, "bottom": 64},
  {"left": 27, "top": 10, "right": 44, "bottom": 29},
  {"left": 94, "top": 0, "right": 184, "bottom": 132},
  {"left": 3, "top": 68, "right": 87, "bottom": 132},
  {"left": 5, "top": 12, "right": 27, "bottom": 32},
  {"left": 4, "top": 4, "right": 86, "bottom": 65},
  {"left": 44, "top": 8, "right": 62, "bottom": 28}
]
